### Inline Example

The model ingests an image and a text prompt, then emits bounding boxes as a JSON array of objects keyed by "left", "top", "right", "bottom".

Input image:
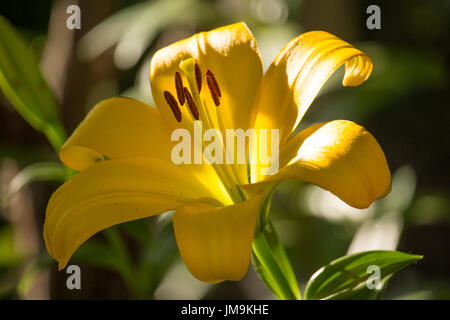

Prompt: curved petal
[
  {"left": 173, "top": 194, "right": 262, "bottom": 283},
  {"left": 44, "top": 157, "right": 231, "bottom": 270},
  {"left": 252, "top": 31, "right": 373, "bottom": 146},
  {"left": 60, "top": 97, "right": 172, "bottom": 171},
  {"left": 245, "top": 120, "right": 391, "bottom": 209},
  {"left": 150, "top": 22, "right": 263, "bottom": 131},
  {"left": 59, "top": 96, "right": 232, "bottom": 202}
]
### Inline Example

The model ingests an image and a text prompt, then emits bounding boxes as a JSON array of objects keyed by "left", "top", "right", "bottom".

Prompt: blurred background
[{"left": 0, "top": 0, "right": 449, "bottom": 299}]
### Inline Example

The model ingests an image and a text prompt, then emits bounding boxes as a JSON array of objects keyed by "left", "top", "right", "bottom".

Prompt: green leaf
[
  {"left": 304, "top": 250, "right": 422, "bottom": 300},
  {"left": 16, "top": 252, "right": 55, "bottom": 298},
  {"left": 262, "top": 221, "right": 300, "bottom": 297},
  {"left": 2, "top": 162, "right": 71, "bottom": 206},
  {"left": 72, "top": 222, "right": 179, "bottom": 299},
  {"left": 0, "top": 15, "right": 66, "bottom": 150},
  {"left": 326, "top": 275, "right": 391, "bottom": 300},
  {"left": 72, "top": 230, "right": 142, "bottom": 298},
  {"left": 252, "top": 222, "right": 300, "bottom": 300},
  {"left": 0, "top": 226, "right": 21, "bottom": 267}
]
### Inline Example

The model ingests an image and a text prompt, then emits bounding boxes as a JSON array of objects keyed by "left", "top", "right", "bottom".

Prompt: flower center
[
  {"left": 163, "top": 58, "right": 246, "bottom": 203},
  {"left": 163, "top": 58, "right": 222, "bottom": 125}
]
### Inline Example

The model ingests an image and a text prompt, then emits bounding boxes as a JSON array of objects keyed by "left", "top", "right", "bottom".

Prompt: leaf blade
[
  {"left": 252, "top": 230, "right": 299, "bottom": 300},
  {"left": 0, "top": 15, "right": 66, "bottom": 150},
  {"left": 304, "top": 250, "right": 422, "bottom": 300}
]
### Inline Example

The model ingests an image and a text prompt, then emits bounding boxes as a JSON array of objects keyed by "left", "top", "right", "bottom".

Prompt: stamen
[
  {"left": 195, "top": 63, "right": 202, "bottom": 93},
  {"left": 206, "top": 70, "right": 221, "bottom": 97},
  {"left": 163, "top": 91, "right": 182, "bottom": 122},
  {"left": 174, "top": 72, "right": 185, "bottom": 105},
  {"left": 183, "top": 87, "right": 199, "bottom": 120},
  {"left": 206, "top": 70, "right": 221, "bottom": 106}
]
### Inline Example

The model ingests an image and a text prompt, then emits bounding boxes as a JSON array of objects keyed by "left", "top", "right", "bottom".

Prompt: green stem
[
  {"left": 252, "top": 232, "right": 298, "bottom": 300},
  {"left": 251, "top": 186, "right": 301, "bottom": 300},
  {"left": 43, "top": 121, "right": 67, "bottom": 152}
]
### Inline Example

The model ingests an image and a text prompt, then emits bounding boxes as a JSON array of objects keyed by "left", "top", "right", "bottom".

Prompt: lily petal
[
  {"left": 59, "top": 96, "right": 232, "bottom": 203},
  {"left": 150, "top": 22, "right": 263, "bottom": 132},
  {"left": 173, "top": 194, "right": 262, "bottom": 283},
  {"left": 60, "top": 97, "right": 172, "bottom": 171},
  {"left": 245, "top": 120, "right": 391, "bottom": 209},
  {"left": 44, "top": 157, "right": 230, "bottom": 270},
  {"left": 252, "top": 31, "right": 373, "bottom": 146},
  {"left": 151, "top": 22, "right": 263, "bottom": 185}
]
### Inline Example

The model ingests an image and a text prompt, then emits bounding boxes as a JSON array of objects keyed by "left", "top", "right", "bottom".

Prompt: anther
[
  {"left": 195, "top": 63, "right": 202, "bottom": 93},
  {"left": 164, "top": 91, "right": 182, "bottom": 122},
  {"left": 206, "top": 70, "right": 221, "bottom": 106},
  {"left": 183, "top": 87, "right": 199, "bottom": 120},
  {"left": 174, "top": 72, "right": 185, "bottom": 105}
]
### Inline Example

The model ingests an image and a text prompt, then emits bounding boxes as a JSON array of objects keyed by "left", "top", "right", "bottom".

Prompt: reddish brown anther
[
  {"left": 163, "top": 91, "right": 182, "bottom": 122},
  {"left": 194, "top": 63, "right": 202, "bottom": 93},
  {"left": 206, "top": 70, "right": 221, "bottom": 97},
  {"left": 174, "top": 72, "right": 185, "bottom": 105},
  {"left": 205, "top": 70, "right": 221, "bottom": 106},
  {"left": 183, "top": 87, "right": 199, "bottom": 120}
]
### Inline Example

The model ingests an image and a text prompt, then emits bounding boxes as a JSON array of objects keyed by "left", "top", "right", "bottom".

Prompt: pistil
[{"left": 178, "top": 58, "right": 245, "bottom": 202}]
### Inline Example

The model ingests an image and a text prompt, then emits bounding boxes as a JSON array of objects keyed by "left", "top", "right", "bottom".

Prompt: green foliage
[
  {"left": 0, "top": 226, "right": 20, "bottom": 268},
  {"left": 304, "top": 250, "right": 422, "bottom": 300},
  {"left": 2, "top": 162, "right": 71, "bottom": 207},
  {"left": 72, "top": 220, "right": 178, "bottom": 299},
  {"left": 0, "top": 0, "right": 445, "bottom": 300},
  {"left": 16, "top": 252, "right": 54, "bottom": 298},
  {"left": 0, "top": 15, "right": 66, "bottom": 151},
  {"left": 252, "top": 220, "right": 300, "bottom": 300}
]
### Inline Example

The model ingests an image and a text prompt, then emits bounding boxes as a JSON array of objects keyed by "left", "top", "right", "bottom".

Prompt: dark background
[{"left": 0, "top": 0, "right": 449, "bottom": 299}]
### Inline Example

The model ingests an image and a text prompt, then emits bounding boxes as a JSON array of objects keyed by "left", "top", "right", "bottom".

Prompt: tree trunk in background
[
  {"left": 41, "top": 0, "right": 117, "bottom": 133},
  {"left": 40, "top": 0, "right": 128, "bottom": 299},
  {"left": 0, "top": 159, "right": 48, "bottom": 299}
]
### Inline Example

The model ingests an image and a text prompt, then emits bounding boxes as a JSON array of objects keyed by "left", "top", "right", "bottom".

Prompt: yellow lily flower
[{"left": 44, "top": 22, "right": 391, "bottom": 284}]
